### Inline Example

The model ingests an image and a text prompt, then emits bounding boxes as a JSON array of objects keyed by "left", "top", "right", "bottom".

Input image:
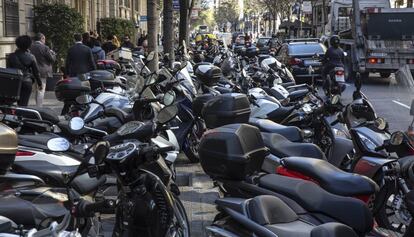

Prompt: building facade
[{"left": 0, "top": 0, "right": 147, "bottom": 67}]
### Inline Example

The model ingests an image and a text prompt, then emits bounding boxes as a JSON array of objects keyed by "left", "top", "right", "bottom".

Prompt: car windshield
[
  {"left": 257, "top": 38, "right": 270, "bottom": 46},
  {"left": 289, "top": 44, "right": 325, "bottom": 55}
]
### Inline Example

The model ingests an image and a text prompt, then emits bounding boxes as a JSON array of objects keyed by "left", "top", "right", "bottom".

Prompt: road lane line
[{"left": 392, "top": 100, "right": 410, "bottom": 109}]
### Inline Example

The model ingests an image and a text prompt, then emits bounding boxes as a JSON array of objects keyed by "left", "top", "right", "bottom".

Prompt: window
[
  {"left": 4, "top": 0, "right": 19, "bottom": 37},
  {"left": 289, "top": 44, "right": 326, "bottom": 55}
]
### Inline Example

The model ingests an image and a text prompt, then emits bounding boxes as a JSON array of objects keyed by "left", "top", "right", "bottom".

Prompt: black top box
[
  {"left": 202, "top": 93, "right": 251, "bottom": 129},
  {"left": 199, "top": 123, "right": 268, "bottom": 180},
  {"left": 0, "top": 68, "right": 23, "bottom": 105},
  {"left": 89, "top": 70, "right": 116, "bottom": 90}
]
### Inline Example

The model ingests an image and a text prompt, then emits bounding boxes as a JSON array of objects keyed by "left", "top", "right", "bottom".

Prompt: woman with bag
[{"left": 7, "top": 35, "right": 42, "bottom": 106}]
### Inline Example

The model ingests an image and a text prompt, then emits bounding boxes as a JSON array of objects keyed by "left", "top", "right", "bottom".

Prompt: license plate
[
  {"left": 335, "top": 74, "right": 345, "bottom": 82},
  {"left": 304, "top": 60, "right": 319, "bottom": 65}
]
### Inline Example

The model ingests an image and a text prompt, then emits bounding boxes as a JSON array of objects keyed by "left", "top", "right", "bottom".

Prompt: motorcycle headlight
[
  {"left": 358, "top": 132, "right": 377, "bottom": 151},
  {"left": 332, "top": 128, "right": 347, "bottom": 137},
  {"left": 302, "top": 104, "right": 312, "bottom": 114}
]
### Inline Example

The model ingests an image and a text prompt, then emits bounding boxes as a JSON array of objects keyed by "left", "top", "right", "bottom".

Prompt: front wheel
[
  {"left": 172, "top": 197, "right": 190, "bottom": 237},
  {"left": 184, "top": 120, "right": 205, "bottom": 163},
  {"left": 375, "top": 183, "right": 413, "bottom": 235}
]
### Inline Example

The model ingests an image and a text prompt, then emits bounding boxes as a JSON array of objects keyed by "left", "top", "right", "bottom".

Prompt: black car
[
  {"left": 256, "top": 37, "right": 270, "bottom": 53},
  {"left": 257, "top": 37, "right": 281, "bottom": 54},
  {"left": 276, "top": 41, "right": 327, "bottom": 83}
]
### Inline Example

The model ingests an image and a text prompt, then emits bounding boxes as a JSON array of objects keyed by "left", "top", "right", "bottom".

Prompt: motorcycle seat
[
  {"left": 25, "top": 106, "right": 61, "bottom": 124},
  {"left": 216, "top": 195, "right": 359, "bottom": 237},
  {"left": 261, "top": 132, "right": 326, "bottom": 160},
  {"left": 266, "top": 105, "right": 295, "bottom": 123},
  {"left": 104, "top": 107, "right": 131, "bottom": 123},
  {"left": 288, "top": 89, "right": 308, "bottom": 101},
  {"left": 281, "top": 157, "right": 379, "bottom": 197},
  {"left": 0, "top": 193, "right": 66, "bottom": 227},
  {"left": 281, "top": 82, "right": 296, "bottom": 88},
  {"left": 18, "top": 133, "right": 61, "bottom": 151},
  {"left": 258, "top": 174, "right": 373, "bottom": 234},
  {"left": 249, "top": 118, "right": 303, "bottom": 142},
  {"left": 13, "top": 160, "right": 105, "bottom": 195}
]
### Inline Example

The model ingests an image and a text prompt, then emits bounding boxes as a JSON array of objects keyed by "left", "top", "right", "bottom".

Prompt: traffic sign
[{"left": 173, "top": 0, "right": 180, "bottom": 11}]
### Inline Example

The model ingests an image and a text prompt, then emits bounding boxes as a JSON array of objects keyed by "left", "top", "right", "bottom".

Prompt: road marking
[{"left": 392, "top": 100, "right": 410, "bottom": 109}]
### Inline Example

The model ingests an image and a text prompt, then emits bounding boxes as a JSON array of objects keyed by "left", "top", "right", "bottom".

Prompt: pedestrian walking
[
  {"left": 92, "top": 40, "right": 106, "bottom": 64},
  {"left": 65, "top": 33, "right": 96, "bottom": 77},
  {"left": 102, "top": 35, "right": 117, "bottom": 54},
  {"left": 137, "top": 33, "right": 145, "bottom": 46},
  {"left": 29, "top": 33, "right": 56, "bottom": 107},
  {"left": 6, "top": 35, "right": 42, "bottom": 106},
  {"left": 121, "top": 35, "right": 135, "bottom": 49}
]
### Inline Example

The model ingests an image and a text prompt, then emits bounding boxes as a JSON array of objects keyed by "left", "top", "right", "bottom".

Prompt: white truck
[{"left": 313, "top": 0, "right": 414, "bottom": 79}]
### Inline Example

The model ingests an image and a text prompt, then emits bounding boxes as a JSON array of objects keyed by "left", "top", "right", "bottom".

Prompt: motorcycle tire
[
  {"left": 173, "top": 197, "right": 190, "bottom": 237},
  {"left": 184, "top": 121, "right": 205, "bottom": 163},
  {"left": 375, "top": 183, "right": 412, "bottom": 235}
]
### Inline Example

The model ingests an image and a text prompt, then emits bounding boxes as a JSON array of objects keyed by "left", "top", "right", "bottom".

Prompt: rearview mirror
[
  {"left": 75, "top": 95, "right": 93, "bottom": 105},
  {"left": 69, "top": 117, "right": 85, "bottom": 131},
  {"left": 163, "top": 90, "right": 176, "bottom": 106},
  {"left": 375, "top": 117, "right": 387, "bottom": 131},
  {"left": 390, "top": 131, "right": 404, "bottom": 146},
  {"left": 157, "top": 105, "right": 178, "bottom": 124},
  {"left": 410, "top": 99, "right": 414, "bottom": 116},
  {"left": 93, "top": 141, "right": 110, "bottom": 165},
  {"left": 147, "top": 51, "right": 155, "bottom": 61}
]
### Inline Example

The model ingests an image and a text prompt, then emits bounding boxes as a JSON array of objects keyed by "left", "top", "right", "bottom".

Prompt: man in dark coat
[
  {"left": 30, "top": 33, "right": 56, "bottom": 106},
  {"left": 121, "top": 35, "right": 135, "bottom": 49},
  {"left": 65, "top": 33, "right": 96, "bottom": 77}
]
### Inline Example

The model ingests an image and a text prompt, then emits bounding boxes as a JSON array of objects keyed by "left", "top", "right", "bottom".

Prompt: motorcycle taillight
[
  {"left": 16, "top": 150, "right": 35, "bottom": 156},
  {"left": 336, "top": 70, "right": 344, "bottom": 76}
]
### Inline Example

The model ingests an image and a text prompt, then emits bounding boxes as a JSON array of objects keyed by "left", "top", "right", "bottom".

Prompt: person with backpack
[
  {"left": 91, "top": 40, "right": 105, "bottom": 64},
  {"left": 7, "top": 35, "right": 42, "bottom": 106}
]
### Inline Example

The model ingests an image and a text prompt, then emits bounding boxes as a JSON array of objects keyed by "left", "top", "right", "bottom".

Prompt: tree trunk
[
  {"left": 163, "top": 0, "right": 175, "bottom": 67},
  {"left": 272, "top": 15, "right": 277, "bottom": 34},
  {"left": 147, "top": 0, "right": 159, "bottom": 72},
  {"left": 179, "top": 0, "right": 190, "bottom": 46},
  {"left": 408, "top": 0, "right": 413, "bottom": 8},
  {"left": 322, "top": 0, "right": 326, "bottom": 33}
]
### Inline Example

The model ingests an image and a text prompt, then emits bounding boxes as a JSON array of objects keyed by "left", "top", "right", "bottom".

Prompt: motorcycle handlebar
[{"left": 74, "top": 199, "right": 115, "bottom": 217}]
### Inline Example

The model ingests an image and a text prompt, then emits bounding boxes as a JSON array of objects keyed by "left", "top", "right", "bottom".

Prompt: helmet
[{"left": 330, "top": 35, "right": 340, "bottom": 47}]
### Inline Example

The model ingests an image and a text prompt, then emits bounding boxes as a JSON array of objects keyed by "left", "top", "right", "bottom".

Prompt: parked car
[
  {"left": 276, "top": 40, "right": 327, "bottom": 83},
  {"left": 232, "top": 32, "right": 245, "bottom": 45}
]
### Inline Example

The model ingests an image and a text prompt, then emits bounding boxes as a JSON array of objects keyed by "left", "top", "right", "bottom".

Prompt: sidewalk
[{"left": 29, "top": 91, "right": 63, "bottom": 113}]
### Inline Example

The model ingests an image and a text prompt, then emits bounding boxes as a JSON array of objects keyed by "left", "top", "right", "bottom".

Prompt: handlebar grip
[
  {"left": 82, "top": 199, "right": 115, "bottom": 216},
  {"left": 155, "top": 146, "right": 176, "bottom": 153}
]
